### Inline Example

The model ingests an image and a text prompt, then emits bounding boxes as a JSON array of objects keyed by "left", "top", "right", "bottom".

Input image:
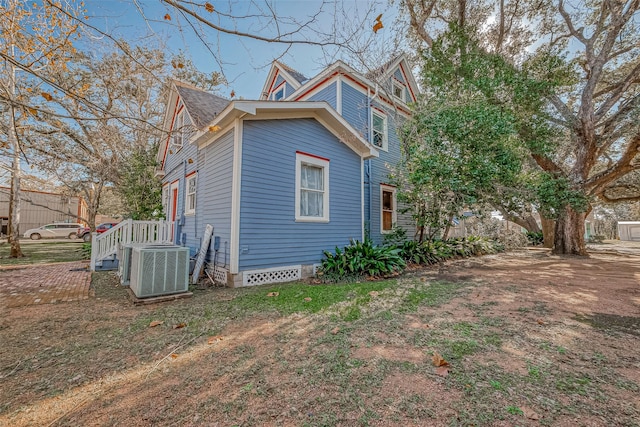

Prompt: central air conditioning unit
[
  {"left": 117, "top": 243, "right": 175, "bottom": 286},
  {"left": 129, "top": 246, "right": 190, "bottom": 298}
]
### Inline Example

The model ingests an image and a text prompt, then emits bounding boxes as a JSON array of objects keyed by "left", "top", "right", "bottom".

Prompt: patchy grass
[
  {"left": 1, "top": 251, "right": 639, "bottom": 426},
  {"left": 0, "top": 241, "right": 85, "bottom": 265}
]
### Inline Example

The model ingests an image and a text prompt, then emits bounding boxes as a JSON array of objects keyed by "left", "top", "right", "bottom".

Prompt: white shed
[{"left": 617, "top": 221, "right": 640, "bottom": 241}]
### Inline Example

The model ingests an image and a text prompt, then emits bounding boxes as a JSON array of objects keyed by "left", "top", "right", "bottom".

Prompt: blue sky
[{"left": 85, "top": 0, "right": 398, "bottom": 99}]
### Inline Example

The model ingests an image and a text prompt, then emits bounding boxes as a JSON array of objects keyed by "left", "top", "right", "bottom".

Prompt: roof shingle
[{"left": 174, "top": 82, "right": 230, "bottom": 128}]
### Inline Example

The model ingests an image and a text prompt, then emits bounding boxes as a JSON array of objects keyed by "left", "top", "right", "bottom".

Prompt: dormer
[
  {"left": 260, "top": 61, "right": 308, "bottom": 101},
  {"left": 365, "top": 55, "right": 419, "bottom": 106}
]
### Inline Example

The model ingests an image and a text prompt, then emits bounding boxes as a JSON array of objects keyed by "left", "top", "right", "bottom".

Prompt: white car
[{"left": 23, "top": 223, "right": 84, "bottom": 240}]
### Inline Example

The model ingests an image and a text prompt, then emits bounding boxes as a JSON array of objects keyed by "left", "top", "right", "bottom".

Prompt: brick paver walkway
[{"left": 0, "top": 261, "right": 93, "bottom": 308}]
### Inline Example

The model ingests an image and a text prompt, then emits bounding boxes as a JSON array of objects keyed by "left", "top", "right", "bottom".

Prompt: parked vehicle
[
  {"left": 23, "top": 223, "right": 84, "bottom": 240},
  {"left": 78, "top": 222, "right": 119, "bottom": 242}
]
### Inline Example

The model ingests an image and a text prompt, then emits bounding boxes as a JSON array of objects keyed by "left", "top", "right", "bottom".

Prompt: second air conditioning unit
[
  {"left": 118, "top": 243, "right": 175, "bottom": 286},
  {"left": 129, "top": 246, "right": 190, "bottom": 298}
]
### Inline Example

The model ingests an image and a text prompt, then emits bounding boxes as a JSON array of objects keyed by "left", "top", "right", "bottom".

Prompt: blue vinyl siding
[
  {"left": 393, "top": 68, "right": 405, "bottom": 83},
  {"left": 368, "top": 101, "right": 414, "bottom": 244},
  {"left": 162, "top": 106, "right": 199, "bottom": 244},
  {"left": 190, "top": 129, "right": 234, "bottom": 266},
  {"left": 239, "top": 118, "right": 362, "bottom": 270},
  {"left": 285, "top": 82, "right": 295, "bottom": 98},
  {"left": 307, "top": 81, "right": 337, "bottom": 110},
  {"left": 336, "top": 79, "right": 414, "bottom": 244},
  {"left": 271, "top": 76, "right": 295, "bottom": 100},
  {"left": 340, "top": 81, "right": 369, "bottom": 135}
]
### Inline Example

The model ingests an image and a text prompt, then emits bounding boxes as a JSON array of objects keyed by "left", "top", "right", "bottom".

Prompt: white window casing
[
  {"left": 372, "top": 110, "right": 388, "bottom": 151},
  {"left": 295, "top": 152, "right": 329, "bottom": 222},
  {"left": 185, "top": 174, "right": 197, "bottom": 215},
  {"left": 393, "top": 80, "right": 406, "bottom": 102},
  {"left": 173, "top": 110, "right": 184, "bottom": 148},
  {"left": 273, "top": 85, "right": 285, "bottom": 101},
  {"left": 162, "top": 185, "right": 170, "bottom": 219},
  {"left": 380, "top": 184, "right": 397, "bottom": 233}
]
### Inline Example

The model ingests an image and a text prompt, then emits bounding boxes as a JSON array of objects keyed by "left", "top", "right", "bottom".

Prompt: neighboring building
[
  {"left": 0, "top": 187, "right": 88, "bottom": 235},
  {"left": 156, "top": 55, "right": 419, "bottom": 286},
  {"left": 618, "top": 221, "right": 640, "bottom": 241}
]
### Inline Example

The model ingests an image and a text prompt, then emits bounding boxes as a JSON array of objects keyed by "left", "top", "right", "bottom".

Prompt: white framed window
[
  {"left": 295, "top": 152, "right": 329, "bottom": 222},
  {"left": 393, "top": 80, "right": 406, "bottom": 102},
  {"left": 185, "top": 173, "right": 197, "bottom": 215},
  {"left": 380, "top": 184, "right": 396, "bottom": 233},
  {"left": 162, "top": 185, "right": 170, "bottom": 218},
  {"left": 372, "top": 110, "right": 388, "bottom": 151},
  {"left": 273, "top": 86, "right": 285, "bottom": 101},
  {"left": 172, "top": 110, "right": 184, "bottom": 148}
]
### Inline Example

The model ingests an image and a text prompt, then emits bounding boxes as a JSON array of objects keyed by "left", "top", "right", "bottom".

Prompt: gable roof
[
  {"left": 260, "top": 61, "right": 309, "bottom": 99},
  {"left": 174, "top": 81, "right": 230, "bottom": 128},
  {"left": 156, "top": 81, "right": 231, "bottom": 175},
  {"left": 364, "top": 55, "right": 402, "bottom": 80},
  {"left": 275, "top": 61, "right": 307, "bottom": 84},
  {"left": 286, "top": 54, "right": 419, "bottom": 113}
]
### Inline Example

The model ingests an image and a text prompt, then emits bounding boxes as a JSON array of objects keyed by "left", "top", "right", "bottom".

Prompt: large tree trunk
[
  {"left": 8, "top": 59, "right": 23, "bottom": 258},
  {"left": 552, "top": 205, "right": 587, "bottom": 255},
  {"left": 540, "top": 212, "right": 555, "bottom": 249}
]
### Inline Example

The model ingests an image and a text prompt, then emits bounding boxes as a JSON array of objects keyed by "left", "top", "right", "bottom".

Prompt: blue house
[{"left": 156, "top": 55, "right": 419, "bottom": 286}]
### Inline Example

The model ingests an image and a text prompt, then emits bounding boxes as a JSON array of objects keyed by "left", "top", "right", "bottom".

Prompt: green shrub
[
  {"left": 320, "top": 239, "right": 406, "bottom": 279},
  {"left": 399, "top": 236, "right": 501, "bottom": 265},
  {"left": 382, "top": 225, "right": 408, "bottom": 247}
]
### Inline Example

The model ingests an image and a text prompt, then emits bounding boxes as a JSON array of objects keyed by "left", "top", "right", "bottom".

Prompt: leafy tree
[
  {"left": 117, "top": 147, "right": 163, "bottom": 220},
  {"left": 401, "top": 1, "right": 640, "bottom": 255},
  {"left": 396, "top": 92, "right": 525, "bottom": 241}
]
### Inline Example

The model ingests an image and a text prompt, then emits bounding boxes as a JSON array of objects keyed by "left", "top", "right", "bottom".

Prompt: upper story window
[
  {"left": 295, "top": 152, "right": 329, "bottom": 222},
  {"left": 392, "top": 80, "right": 406, "bottom": 102},
  {"left": 172, "top": 110, "right": 184, "bottom": 148},
  {"left": 273, "top": 86, "right": 285, "bottom": 101},
  {"left": 372, "top": 110, "right": 388, "bottom": 151},
  {"left": 185, "top": 174, "right": 197, "bottom": 215},
  {"left": 381, "top": 184, "right": 397, "bottom": 233}
]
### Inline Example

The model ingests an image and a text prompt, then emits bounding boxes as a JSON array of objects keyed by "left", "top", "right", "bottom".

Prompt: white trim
[
  {"left": 162, "top": 184, "right": 170, "bottom": 219},
  {"left": 230, "top": 118, "right": 243, "bottom": 274},
  {"left": 295, "top": 152, "right": 330, "bottom": 222},
  {"left": 198, "top": 123, "right": 235, "bottom": 150},
  {"left": 336, "top": 74, "right": 342, "bottom": 115},
  {"left": 172, "top": 109, "right": 185, "bottom": 149},
  {"left": 288, "top": 59, "right": 415, "bottom": 118},
  {"left": 272, "top": 84, "right": 285, "bottom": 101},
  {"left": 193, "top": 101, "right": 379, "bottom": 159},
  {"left": 184, "top": 173, "right": 197, "bottom": 216},
  {"left": 392, "top": 80, "right": 406, "bottom": 103},
  {"left": 295, "top": 75, "right": 339, "bottom": 103},
  {"left": 371, "top": 109, "right": 388, "bottom": 151},
  {"left": 380, "top": 184, "right": 397, "bottom": 234}
]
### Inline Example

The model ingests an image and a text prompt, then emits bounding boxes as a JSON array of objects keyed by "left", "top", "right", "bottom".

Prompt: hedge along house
[{"left": 157, "top": 56, "right": 419, "bottom": 287}]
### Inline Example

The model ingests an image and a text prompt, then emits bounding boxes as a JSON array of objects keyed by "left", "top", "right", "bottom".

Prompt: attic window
[
  {"left": 273, "top": 86, "right": 285, "bottom": 101},
  {"left": 392, "top": 81, "right": 405, "bottom": 102},
  {"left": 173, "top": 110, "right": 184, "bottom": 148}
]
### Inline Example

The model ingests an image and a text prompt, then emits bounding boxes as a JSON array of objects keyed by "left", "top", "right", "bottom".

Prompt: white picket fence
[{"left": 90, "top": 219, "right": 173, "bottom": 270}]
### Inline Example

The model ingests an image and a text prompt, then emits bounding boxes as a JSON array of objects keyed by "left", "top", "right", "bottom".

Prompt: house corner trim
[{"left": 230, "top": 118, "right": 243, "bottom": 274}]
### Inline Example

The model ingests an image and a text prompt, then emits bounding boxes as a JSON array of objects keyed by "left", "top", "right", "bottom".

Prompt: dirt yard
[{"left": 0, "top": 249, "right": 638, "bottom": 427}]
